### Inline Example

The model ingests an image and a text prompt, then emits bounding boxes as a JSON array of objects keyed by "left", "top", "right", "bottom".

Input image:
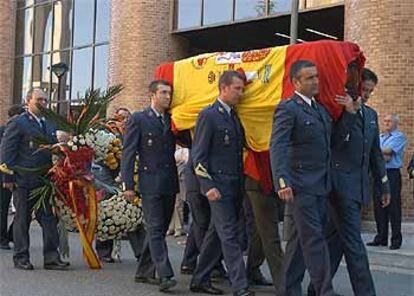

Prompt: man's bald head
[{"left": 25, "top": 88, "right": 48, "bottom": 116}]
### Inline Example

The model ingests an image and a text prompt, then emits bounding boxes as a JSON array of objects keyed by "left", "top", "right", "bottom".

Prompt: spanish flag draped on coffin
[{"left": 154, "top": 40, "right": 365, "bottom": 195}]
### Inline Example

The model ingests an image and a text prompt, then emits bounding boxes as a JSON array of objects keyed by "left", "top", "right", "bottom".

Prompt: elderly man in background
[{"left": 368, "top": 114, "right": 406, "bottom": 250}]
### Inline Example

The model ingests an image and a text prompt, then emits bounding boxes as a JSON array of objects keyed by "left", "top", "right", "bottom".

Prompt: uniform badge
[
  {"left": 344, "top": 133, "right": 350, "bottom": 142},
  {"left": 147, "top": 139, "right": 153, "bottom": 147},
  {"left": 279, "top": 178, "right": 286, "bottom": 189},
  {"left": 218, "top": 107, "right": 224, "bottom": 114},
  {"left": 381, "top": 175, "right": 388, "bottom": 184},
  {"left": 29, "top": 141, "right": 34, "bottom": 149},
  {"left": 224, "top": 134, "right": 230, "bottom": 146}
]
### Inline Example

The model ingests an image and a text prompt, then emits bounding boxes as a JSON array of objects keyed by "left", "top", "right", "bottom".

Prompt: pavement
[{"left": 0, "top": 222, "right": 413, "bottom": 296}]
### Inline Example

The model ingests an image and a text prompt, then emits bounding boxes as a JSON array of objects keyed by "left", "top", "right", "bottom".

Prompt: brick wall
[
  {"left": 108, "top": 0, "right": 189, "bottom": 115},
  {"left": 0, "top": 0, "right": 15, "bottom": 124},
  {"left": 345, "top": 0, "right": 414, "bottom": 220}
]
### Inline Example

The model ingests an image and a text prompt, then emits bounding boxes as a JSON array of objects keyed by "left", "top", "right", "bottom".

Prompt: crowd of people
[{"left": 0, "top": 61, "right": 410, "bottom": 296}]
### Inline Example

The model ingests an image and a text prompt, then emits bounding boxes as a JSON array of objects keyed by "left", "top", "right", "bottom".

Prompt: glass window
[
  {"left": 270, "top": 0, "right": 292, "bottom": 14},
  {"left": 15, "top": 8, "right": 34, "bottom": 55},
  {"left": 73, "top": 0, "right": 94, "bottom": 46},
  {"left": 236, "top": 0, "right": 266, "bottom": 20},
  {"left": 203, "top": 0, "right": 233, "bottom": 25},
  {"left": 96, "top": 0, "right": 110, "bottom": 42},
  {"left": 176, "top": 0, "right": 202, "bottom": 29},
  {"left": 51, "top": 51, "right": 71, "bottom": 102},
  {"left": 71, "top": 48, "right": 92, "bottom": 100},
  {"left": 14, "top": 0, "right": 111, "bottom": 114},
  {"left": 32, "top": 54, "right": 52, "bottom": 98},
  {"left": 94, "top": 44, "right": 108, "bottom": 90},
  {"left": 33, "top": 4, "right": 53, "bottom": 54},
  {"left": 13, "top": 57, "right": 32, "bottom": 103},
  {"left": 53, "top": 0, "right": 73, "bottom": 51}
]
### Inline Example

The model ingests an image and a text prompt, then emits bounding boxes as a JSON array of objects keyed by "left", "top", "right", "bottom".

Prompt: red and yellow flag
[{"left": 155, "top": 40, "right": 365, "bottom": 193}]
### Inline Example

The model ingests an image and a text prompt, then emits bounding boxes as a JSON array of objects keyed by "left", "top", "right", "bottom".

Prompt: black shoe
[
  {"left": 134, "top": 276, "right": 160, "bottom": 285},
  {"left": 44, "top": 259, "right": 70, "bottom": 270},
  {"left": 233, "top": 288, "right": 255, "bottom": 296},
  {"left": 100, "top": 256, "right": 115, "bottom": 263},
  {"left": 248, "top": 273, "right": 272, "bottom": 286},
  {"left": 0, "top": 243, "right": 11, "bottom": 250},
  {"left": 159, "top": 277, "right": 177, "bottom": 292},
  {"left": 390, "top": 244, "right": 401, "bottom": 250},
  {"left": 14, "top": 260, "right": 34, "bottom": 270},
  {"left": 366, "top": 241, "right": 387, "bottom": 247},
  {"left": 181, "top": 265, "right": 194, "bottom": 275},
  {"left": 190, "top": 283, "right": 224, "bottom": 295}
]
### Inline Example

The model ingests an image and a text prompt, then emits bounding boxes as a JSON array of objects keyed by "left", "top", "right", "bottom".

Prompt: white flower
[
  {"left": 72, "top": 136, "right": 78, "bottom": 143},
  {"left": 67, "top": 141, "right": 74, "bottom": 147},
  {"left": 79, "top": 139, "right": 86, "bottom": 145},
  {"left": 71, "top": 145, "right": 78, "bottom": 151}
]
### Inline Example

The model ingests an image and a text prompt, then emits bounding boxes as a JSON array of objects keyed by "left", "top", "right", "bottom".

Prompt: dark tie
[
  {"left": 39, "top": 119, "right": 47, "bottom": 134},
  {"left": 158, "top": 115, "right": 165, "bottom": 127},
  {"left": 311, "top": 100, "right": 318, "bottom": 112}
]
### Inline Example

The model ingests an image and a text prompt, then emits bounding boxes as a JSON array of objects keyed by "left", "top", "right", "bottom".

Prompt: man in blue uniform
[
  {"left": 0, "top": 104, "right": 25, "bottom": 250},
  {"left": 270, "top": 60, "right": 356, "bottom": 296},
  {"left": 308, "top": 68, "right": 391, "bottom": 296},
  {"left": 190, "top": 70, "right": 254, "bottom": 296},
  {"left": 0, "top": 88, "right": 69, "bottom": 271},
  {"left": 121, "top": 80, "right": 178, "bottom": 292}
]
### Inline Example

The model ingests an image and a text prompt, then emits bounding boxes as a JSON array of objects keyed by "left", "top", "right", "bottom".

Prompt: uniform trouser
[
  {"left": 308, "top": 195, "right": 376, "bottom": 296},
  {"left": 96, "top": 239, "right": 113, "bottom": 258},
  {"left": 181, "top": 190, "right": 211, "bottom": 269},
  {"left": 136, "top": 194, "right": 175, "bottom": 279},
  {"left": 95, "top": 226, "right": 146, "bottom": 260},
  {"left": 0, "top": 185, "right": 13, "bottom": 244},
  {"left": 373, "top": 169, "right": 402, "bottom": 247},
  {"left": 191, "top": 193, "right": 248, "bottom": 292},
  {"left": 245, "top": 179, "right": 284, "bottom": 293},
  {"left": 13, "top": 187, "right": 59, "bottom": 264},
  {"left": 283, "top": 194, "right": 334, "bottom": 296}
]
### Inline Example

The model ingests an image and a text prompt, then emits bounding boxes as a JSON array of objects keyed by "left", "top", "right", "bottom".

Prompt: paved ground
[{"left": 0, "top": 224, "right": 413, "bottom": 296}]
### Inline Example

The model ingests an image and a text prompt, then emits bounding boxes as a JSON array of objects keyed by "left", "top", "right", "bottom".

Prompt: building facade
[{"left": 1, "top": 0, "right": 413, "bottom": 219}]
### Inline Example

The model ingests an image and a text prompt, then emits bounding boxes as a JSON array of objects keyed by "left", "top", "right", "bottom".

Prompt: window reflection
[
  {"left": 13, "top": 57, "right": 32, "bottom": 103},
  {"left": 33, "top": 4, "right": 53, "bottom": 53},
  {"left": 236, "top": 0, "right": 266, "bottom": 20},
  {"left": 203, "top": 0, "right": 233, "bottom": 25},
  {"left": 73, "top": 0, "right": 94, "bottom": 46},
  {"left": 51, "top": 51, "right": 71, "bottom": 103},
  {"left": 14, "top": 0, "right": 111, "bottom": 111},
  {"left": 176, "top": 0, "right": 202, "bottom": 29},
  {"left": 94, "top": 45, "right": 109, "bottom": 90},
  {"left": 270, "top": 0, "right": 292, "bottom": 14},
  {"left": 96, "top": 0, "right": 110, "bottom": 42},
  {"left": 16, "top": 8, "right": 34, "bottom": 55},
  {"left": 71, "top": 48, "right": 92, "bottom": 100},
  {"left": 53, "top": 0, "right": 73, "bottom": 51},
  {"left": 32, "top": 54, "right": 52, "bottom": 98}
]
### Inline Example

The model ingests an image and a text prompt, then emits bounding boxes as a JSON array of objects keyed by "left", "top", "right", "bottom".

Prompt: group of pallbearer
[{"left": 0, "top": 60, "right": 409, "bottom": 296}]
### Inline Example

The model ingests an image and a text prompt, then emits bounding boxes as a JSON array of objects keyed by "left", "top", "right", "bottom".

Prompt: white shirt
[
  {"left": 218, "top": 98, "right": 232, "bottom": 115},
  {"left": 175, "top": 147, "right": 189, "bottom": 165},
  {"left": 295, "top": 91, "right": 316, "bottom": 107}
]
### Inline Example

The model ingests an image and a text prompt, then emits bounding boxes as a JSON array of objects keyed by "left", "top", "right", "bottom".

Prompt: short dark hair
[
  {"left": 115, "top": 107, "right": 131, "bottom": 115},
  {"left": 8, "top": 104, "right": 25, "bottom": 118},
  {"left": 289, "top": 60, "right": 316, "bottom": 81},
  {"left": 218, "top": 70, "right": 244, "bottom": 91},
  {"left": 362, "top": 68, "right": 378, "bottom": 84},
  {"left": 148, "top": 80, "right": 171, "bottom": 94}
]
